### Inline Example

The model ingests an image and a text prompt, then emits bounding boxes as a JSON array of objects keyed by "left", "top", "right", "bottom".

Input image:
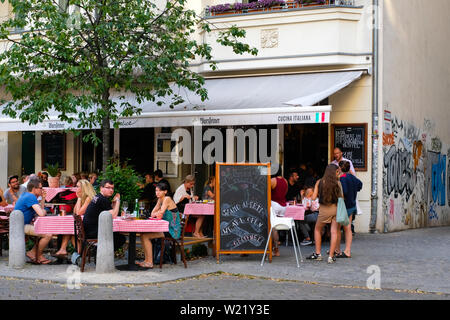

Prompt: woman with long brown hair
[{"left": 306, "top": 164, "right": 343, "bottom": 264}]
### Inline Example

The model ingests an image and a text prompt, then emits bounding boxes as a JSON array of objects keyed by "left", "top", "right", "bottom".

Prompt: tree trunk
[{"left": 101, "top": 90, "right": 111, "bottom": 172}]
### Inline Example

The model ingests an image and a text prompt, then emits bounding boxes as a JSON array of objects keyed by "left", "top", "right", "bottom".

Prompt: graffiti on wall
[{"left": 382, "top": 115, "right": 450, "bottom": 231}]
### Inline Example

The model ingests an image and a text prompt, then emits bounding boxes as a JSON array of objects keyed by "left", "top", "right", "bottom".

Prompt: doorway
[
  {"left": 22, "top": 131, "right": 35, "bottom": 175},
  {"left": 283, "top": 124, "right": 328, "bottom": 182}
]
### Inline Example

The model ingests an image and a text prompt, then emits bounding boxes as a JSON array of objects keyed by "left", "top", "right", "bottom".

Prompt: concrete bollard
[
  {"left": 9, "top": 210, "right": 26, "bottom": 269},
  {"left": 96, "top": 211, "right": 115, "bottom": 273}
]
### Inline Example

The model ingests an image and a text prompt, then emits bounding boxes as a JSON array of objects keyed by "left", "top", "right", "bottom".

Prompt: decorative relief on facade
[{"left": 261, "top": 29, "right": 278, "bottom": 48}]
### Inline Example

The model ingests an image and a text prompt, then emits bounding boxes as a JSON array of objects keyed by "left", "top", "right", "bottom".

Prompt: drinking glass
[{"left": 122, "top": 201, "right": 128, "bottom": 216}]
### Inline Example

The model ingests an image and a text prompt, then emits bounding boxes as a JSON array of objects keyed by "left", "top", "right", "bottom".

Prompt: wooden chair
[
  {"left": 73, "top": 214, "right": 97, "bottom": 272},
  {"left": 0, "top": 218, "right": 9, "bottom": 256},
  {"left": 160, "top": 212, "right": 188, "bottom": 268}
]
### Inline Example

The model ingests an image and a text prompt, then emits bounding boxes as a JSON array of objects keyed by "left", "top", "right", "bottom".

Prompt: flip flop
[
  {"left": 52, "top": 253, "right": 68, "bottom": 259},
  {"left": 336, "top": 252, "right": 351, "bottom": 258},
  {"left": 26, "top": 252, "right": 37, "bottom": 262},
  {"left": 139, "top": 262, "right": 154, "bottom": 269},
  {"left": 37, "top": 258, "right": 52, "bottom": 265}
]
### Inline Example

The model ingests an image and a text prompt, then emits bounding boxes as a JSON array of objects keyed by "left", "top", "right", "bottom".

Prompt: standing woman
[
  {"left": 137, "top": 182, "right": 181, "bottom": 269},
  {"left": 53, "top": 179, "right": 96, "bottom": 257},
  {"left": 270, "top": 167, "right": 288, "bottom": 257},
  {"left": 307, "top": 164, "right": 342, "bottom": 264},
  {"left": 336, "top": 161, "right": 362, "bottom": 258}
]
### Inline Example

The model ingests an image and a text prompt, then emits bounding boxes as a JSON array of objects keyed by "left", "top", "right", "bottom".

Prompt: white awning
[{"left": 0, "top": 70, "right": 364, "bottom": 131}]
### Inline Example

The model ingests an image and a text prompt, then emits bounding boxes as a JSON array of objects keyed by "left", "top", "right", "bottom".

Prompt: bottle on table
[{"left": 133, "top": 199, "right": 139, "bottom": 218}]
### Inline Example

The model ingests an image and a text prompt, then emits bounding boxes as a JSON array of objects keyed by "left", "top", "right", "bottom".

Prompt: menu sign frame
[
  {"left": 331, "top": 123, "right": 368, "bottom": 172},
  {"left": 215, "top": 163, "right": 272, "bottom": 263}
]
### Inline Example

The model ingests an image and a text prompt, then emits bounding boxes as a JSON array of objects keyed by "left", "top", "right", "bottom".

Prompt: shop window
[{"left": 41, "top": 132, "right": 66, "bottom": 170}]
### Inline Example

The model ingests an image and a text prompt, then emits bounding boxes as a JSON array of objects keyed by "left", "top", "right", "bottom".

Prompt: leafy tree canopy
[{"left": 0, "top": 0, "right": 257, "bottom": 169}]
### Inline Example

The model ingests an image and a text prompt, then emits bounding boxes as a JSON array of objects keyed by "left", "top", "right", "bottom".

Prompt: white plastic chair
[{"left": 261, "top": 207, "right": 304, "bottom": 267}]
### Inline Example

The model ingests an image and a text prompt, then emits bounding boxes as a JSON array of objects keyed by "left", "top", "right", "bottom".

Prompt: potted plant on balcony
[{"left": 46, "top": 162, "right": 60, "bottom": 188}]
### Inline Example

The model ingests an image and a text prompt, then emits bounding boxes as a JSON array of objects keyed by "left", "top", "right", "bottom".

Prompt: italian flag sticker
[{"left": 316, "top": 112, "right": 326, "bottom": 123}]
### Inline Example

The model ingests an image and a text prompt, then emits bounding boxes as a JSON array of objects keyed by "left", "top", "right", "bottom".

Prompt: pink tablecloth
[
  {"left": 43, "top": 187, "right": 78, "bottom": 202},
  {"left": 34, "top": 216, "right": 169, "bottom": 235},
  {"left": 284, "top": 205, "right": 305, "bottom": 221},
  {"left": 34, "top": 216, "right": 75, "bottom": 234},
  {"left": 184, "top": 203, "right": 215, "bottom": 216},
  {"left": 0, "top": 205, "right": 14, "bottom": 214}
]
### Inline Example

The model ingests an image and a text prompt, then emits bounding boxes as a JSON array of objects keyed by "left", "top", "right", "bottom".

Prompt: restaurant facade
[{"left": 1, "top": 0, "right": 449, "bottom": 233}]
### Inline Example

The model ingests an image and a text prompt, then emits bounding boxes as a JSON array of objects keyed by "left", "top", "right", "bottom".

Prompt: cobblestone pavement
[
  {"left": 0, "top": 273, "right": 448, "bottom": 300},
  {"left": 1, "top": 226, "right": 449, "bottom": 300}
]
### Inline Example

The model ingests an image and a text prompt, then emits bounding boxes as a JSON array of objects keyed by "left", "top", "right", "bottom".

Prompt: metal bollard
[
  {"left": 9, "top": 210, "right": 26, "bottom": 269},
  {"left": 96, "top": 211, "right": 115, "bottom": 273}
]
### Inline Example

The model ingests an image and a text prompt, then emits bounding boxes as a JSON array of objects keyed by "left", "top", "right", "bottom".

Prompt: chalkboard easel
[{"left": 215, "top": 163, "right": 272, "bottom": 264}]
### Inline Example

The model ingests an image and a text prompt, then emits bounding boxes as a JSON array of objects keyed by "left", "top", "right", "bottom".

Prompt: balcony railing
[{"left": 205, "top": 0, "right": 357, "bottom": 17}]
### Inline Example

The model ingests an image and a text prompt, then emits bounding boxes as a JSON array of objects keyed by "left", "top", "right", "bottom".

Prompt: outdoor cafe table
[
  {"left": 183, "top": 202, "right": 215, "bottom": 216},
  {"left": 284, "top": 204, "right": 305, "bottom": 221},
  {"left": 34, "top": 215, "right": 169, "bottom": 270},
  {"left": 183, "top": 202, "right": 215, "bottom": 237},
  {"left": 0, "top": 205, "right": 14, "bottom": 215}
]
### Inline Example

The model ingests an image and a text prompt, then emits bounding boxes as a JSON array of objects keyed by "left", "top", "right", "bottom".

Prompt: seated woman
[
  {"left": 62, "top": 176, "right": 74, "bottom": 188},
  {"left": 53, "top": 179, "right": 96, "bottom": 257},
  {"left": 137, "top": 182, "right": 181, "bottom": 269}
]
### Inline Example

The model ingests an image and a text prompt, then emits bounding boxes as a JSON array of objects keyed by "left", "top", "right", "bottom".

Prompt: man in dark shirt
[
  {"left": 154, "top": 169, "right": 172, "bottom": 197},
  {"left": 285, "top": 170, "right": 300, "bottom": 201},
  {"left": 83, "top": 179, "right": 125, "bottom": 251},
  {"left": 140, "top": 173, "right": 157, "bottom": 211}
]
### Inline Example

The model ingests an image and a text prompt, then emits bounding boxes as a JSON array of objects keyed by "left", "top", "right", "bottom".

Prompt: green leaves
[{"left": 0, "top": 0, "right": 258, "bottom": 168}]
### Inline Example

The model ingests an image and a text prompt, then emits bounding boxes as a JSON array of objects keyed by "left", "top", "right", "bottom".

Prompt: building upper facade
[{"left": 191, "top": 0, "right": 373, "bottom": 74}]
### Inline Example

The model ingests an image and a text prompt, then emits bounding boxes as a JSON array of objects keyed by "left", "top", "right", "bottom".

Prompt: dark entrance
[
  {"left": 22, "top": 131, "right": 36, "bottom": 175},
  {"left": 119, "top": 128, "right": 154, "bottom": 176},
  {"left": 283, "top": 124, "right": 328, "bottom": 184}
]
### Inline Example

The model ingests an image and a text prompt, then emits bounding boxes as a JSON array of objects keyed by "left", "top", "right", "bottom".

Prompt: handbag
[{"left": 337, "top": 198, "right": 350, "bottom": 226}]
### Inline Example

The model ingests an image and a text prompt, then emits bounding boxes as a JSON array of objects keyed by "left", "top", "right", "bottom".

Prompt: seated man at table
[
  {"left": 14, "top": 179, "right": 54, "bottom": 264},
  {"left": 4, "top": 175, "right": 27, "bottom": 205},
  {"left": 83, "top": 179, "right": 126, "bottom": 252}
]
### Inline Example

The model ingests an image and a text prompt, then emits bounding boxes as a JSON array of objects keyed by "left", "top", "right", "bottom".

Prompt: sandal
[
  {"left": 139, "top": 261, "right": 154, "bottom": 269},
  {"left": 336, "top": 252, "right": 351, "bottom": 258},
  {"left": 37, "top": 258, "right": 52, "bottom": 265}
]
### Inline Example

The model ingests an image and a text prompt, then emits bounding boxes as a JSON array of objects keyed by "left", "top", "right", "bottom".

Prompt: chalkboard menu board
[
  {"left": 331, "top": 124, "right": 367, "bottom": 171},
  {"left": 42, "top": 132, "right": 66, "bottom": 170},
  {"left": 215, "top": 163, "right": 271, "bottom": 262}
]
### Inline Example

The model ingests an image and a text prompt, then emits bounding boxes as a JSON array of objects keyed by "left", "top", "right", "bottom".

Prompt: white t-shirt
[
  {"left": 173, "top": 184, "right": 193, "bottom": 204},
  {"left": 332, "top": 157, "right": 356, "bottom": 175}
]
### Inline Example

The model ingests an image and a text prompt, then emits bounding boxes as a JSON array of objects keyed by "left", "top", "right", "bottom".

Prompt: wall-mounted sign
[{"left": 331, "top": 123, "right": 368, "bottom": 171}]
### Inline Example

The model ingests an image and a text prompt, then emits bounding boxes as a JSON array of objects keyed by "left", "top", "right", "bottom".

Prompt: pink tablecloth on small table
[
  {"left": 43, "top": 187, "right": 78, "bottom": 202},
  {"left": 0, "top": 205, "right": 14, "bottom": 214},
  {"left": 184, "top": 203, "right": 215, "bottom": 216},
  {"left": 34, "top": 215, "right": 169, "bottom": 235},
  {"left": 34, "top": 216, "right": 75, "bottom": 235},
  {"left": 112, "top": 218, "right": 168, "bottom": 233},
  {"left": 284, "top": 205, "right": 305, "bottom": 221}
]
